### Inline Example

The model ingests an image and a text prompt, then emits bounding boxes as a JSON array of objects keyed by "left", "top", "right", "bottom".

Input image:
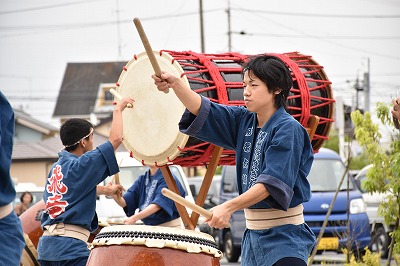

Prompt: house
[
  {"left": 12, "top": 61, "right": 140, "bottom": 187},
  {"left": 11, "top": 109, "right": 58, "bottom": 186},
  {"left": 14, "top": 109, "right": 58, "bottom": 142},
  {"left": 12, "top": 132, "right": 115, "bottom": 187},
  {"left": 53, "top": 61, "right": 127, "bottom": 123}
]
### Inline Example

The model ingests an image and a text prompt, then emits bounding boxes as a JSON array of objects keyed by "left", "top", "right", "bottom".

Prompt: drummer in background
[
  {"left": 111, "top": 165, "right": 185, "bottom": 228},
  {"left": 0, "top": 92, "right": 25, "bottom": 265},
  {"left": 152, "top": 54, "right": 315, "bottom": 266},
  {"left": 37, "top": 96, "right": 134, "bottom": 266}
]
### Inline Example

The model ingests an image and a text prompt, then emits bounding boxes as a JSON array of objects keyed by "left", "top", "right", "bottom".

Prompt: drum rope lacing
[
  {"left": 161, "top": 50, "right": 249, "bottom": 166},
  {"left": 161, "top": 50, "right": 334, "bottom": 154},
  {"left": 120, "top": 50, "right": 334, "bottom": 166}
]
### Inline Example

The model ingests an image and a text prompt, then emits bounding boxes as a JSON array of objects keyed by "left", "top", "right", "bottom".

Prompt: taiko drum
[
  {"left": 86, "top": 225, "right": 222, "bottom": 266},
  {"left": 115, "top": 50, "right": 334, "bottom": 167}
]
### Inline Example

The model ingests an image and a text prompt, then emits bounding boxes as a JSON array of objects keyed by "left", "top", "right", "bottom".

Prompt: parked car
[
  {"left": 96, "top": 152, "right": 195, "bottom": 224},
  {"left": 188, "top": 175, "right": 221, "bottom": 209},
  {"left": 354, "top": 164, "right": 391, "bottom": 258},
  {"left": 187, "top": 175, "right": 222, "bottom": 236},
  {"left": 216, "top": 148, "right": 371, "bottom": 262}
]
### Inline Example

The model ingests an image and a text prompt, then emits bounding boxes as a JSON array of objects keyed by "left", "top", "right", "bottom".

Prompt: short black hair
[
  {"left": 60, "top": 118, "right": 93, "bottom": 151},
  {"left": 242, "top": 55, "right": 293, "bottom": 109},
  {"left": 20, "top": 191, "right": 33, "bottom": 203}
]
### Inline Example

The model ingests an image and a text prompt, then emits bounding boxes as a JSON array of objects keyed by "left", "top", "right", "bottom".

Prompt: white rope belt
[
  {"left": 0, "top": 203, "right": 12, "bottom": 219},
  {"left": 244, "top": 204, "right": 304, "bottom": 230},
  {"left": 158, "top": 218, "right": 182, "bottom": 228},
  {"left": 44, "top": 222, "right": 90, "bottom": 242}
]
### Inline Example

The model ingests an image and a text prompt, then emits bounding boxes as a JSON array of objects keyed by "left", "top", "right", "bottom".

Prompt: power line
[
  {"left": 231, "top": 11, "right": 400, "bottom": 61},
  {"left": 0, "top": 9, "right": 222, "bottom": 38},
  {"left": 0, "top": 0, "right": 102, "bottom": 15},
  {"left": 232, "top": 8, "right": 400, "bottom": 18},
  {"left": 237, "top": 32, "right": 400, "bottom": 40}
]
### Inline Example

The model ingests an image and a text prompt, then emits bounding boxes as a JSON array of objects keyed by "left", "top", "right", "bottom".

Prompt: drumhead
[
  {"left": 116, "top": 51, "right": 190, "bottom": 166},
  {"left": 89, "top": 224, "right": 222, "bottom": 258}
]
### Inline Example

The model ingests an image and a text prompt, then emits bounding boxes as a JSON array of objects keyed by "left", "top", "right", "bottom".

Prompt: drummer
[
  {"left": 152, "top": 54, "right": 315, "bottom": 266},
  {"left": 111, "top": 165, "right": 185, "bottom": 228},
  {"left": 37, "top": 96, "right": 134, "bottom": 266},
  {"left": 0, "top": 92, "right": 25, "bottom": 265}
]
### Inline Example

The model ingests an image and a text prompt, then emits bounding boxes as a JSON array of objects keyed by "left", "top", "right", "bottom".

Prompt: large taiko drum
[
  {"left": 115, "top": 50, "right": 334, "bottom": 167},
  {"left": 87, "top": 225, "right": 222, "bottom": 266}
]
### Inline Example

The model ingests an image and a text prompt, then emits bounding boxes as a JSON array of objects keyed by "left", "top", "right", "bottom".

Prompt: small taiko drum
[
  {"left": 115, "top": 50, "right": 334, "bottom": 167},
  {"left": 19, "top": 200, "right": 45, "bottom": 249},
  {"left": 87, "top": 225, "right": 222, "bottom": 266},
  {"left": 18, "top": 200, "right": 106, "bottom": 265},
  {"left": 19, "top": 200, "right": 45, "bottom": 265}
]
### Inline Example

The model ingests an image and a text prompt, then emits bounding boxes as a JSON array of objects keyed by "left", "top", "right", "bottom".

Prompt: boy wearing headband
[{"left": 38, "top": 97, "right": 134, "bottom": 266}]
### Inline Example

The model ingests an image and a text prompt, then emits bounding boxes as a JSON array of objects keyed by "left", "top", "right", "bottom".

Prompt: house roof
[
  {"left": 14, "top": 109, "right": 58, "bottom": 135},
  {"left": 53, "top": 61, "right": 127, "bottom": 118}
]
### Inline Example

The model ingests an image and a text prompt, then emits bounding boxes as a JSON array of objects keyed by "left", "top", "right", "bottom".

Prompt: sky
[{"left": 1, "top": 0, "right": 399, "bottom": 138}]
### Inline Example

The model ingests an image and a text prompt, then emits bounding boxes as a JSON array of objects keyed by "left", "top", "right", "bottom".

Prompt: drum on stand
[
  {"left": 18, "top": 200, "right": 107, "bottom": 265},
  {"left": 115, "top": 50, "right": 334, "bottom": 167},
  {"left": 19, "top": 200, "right": 45, "bottom": 249},
  {"left": 87, "top": 225, "right": 222, "bottom": 266}
]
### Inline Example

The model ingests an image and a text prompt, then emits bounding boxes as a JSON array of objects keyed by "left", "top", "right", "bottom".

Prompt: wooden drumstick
[
  {"left": 133, "top": 17, "right": 169, "bottom": 94},
  {"left": 110, "top": 88, "right": 133, "bottom": 108},
  {"left": 161, "top": 188, "right": 212, "bottom": 219}
]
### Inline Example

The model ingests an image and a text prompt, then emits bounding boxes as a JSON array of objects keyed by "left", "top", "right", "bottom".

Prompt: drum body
[
  {"left": 19, "top": 200, "right": 104, "bottom": 245},
  {"left": 116, "top": 51, "right": 334, "bottom": 167},
  {"left": 87, "top": 225, "right": 222, "bottom": 266},
  {"left": 19, "top": 200, "right": 45, "bottom": 248}
]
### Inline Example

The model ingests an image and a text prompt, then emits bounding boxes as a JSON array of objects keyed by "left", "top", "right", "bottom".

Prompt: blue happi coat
[
  {"left": 0, "top": 92, "right": 25, "bottom": 265},
  {"left": 38, "top": 141, "right": 119, "bottom": 261},
  {"left": 123, "top": 168, "right": 185, "bottom": 225},
  {"left": 180, "top": 97, "right": 313, "bottom": 209},
  {"left": 179, "top": 96, "right": 315, "bottom": 265}
]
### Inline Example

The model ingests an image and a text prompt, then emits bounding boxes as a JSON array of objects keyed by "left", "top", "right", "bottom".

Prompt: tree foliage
[{"left": 351, "top": 102, "right": 400, "bottom": 263}]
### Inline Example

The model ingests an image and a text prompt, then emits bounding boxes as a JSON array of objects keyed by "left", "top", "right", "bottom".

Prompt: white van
[{"left": 96, "top": 152, "right": 195, "bottom": 224}]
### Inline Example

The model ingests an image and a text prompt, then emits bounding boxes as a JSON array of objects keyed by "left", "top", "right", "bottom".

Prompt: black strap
[{"left": 24, "top": 245, "right": 40, "bottom": 266}]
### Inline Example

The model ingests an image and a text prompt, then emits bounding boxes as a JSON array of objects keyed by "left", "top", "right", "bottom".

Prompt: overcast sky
[{"left": 1, "top": 0, "right": 399, "bottom": 135}]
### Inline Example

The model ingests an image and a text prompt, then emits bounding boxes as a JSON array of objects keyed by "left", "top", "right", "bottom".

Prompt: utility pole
[
  {"left": 335, "top": 96, "right": 346, "bottom": 161},
  {"left": 363, "top": 58, "right": 370, "bottom": 112},
  {"left": 354, "top": 77, "right": 363, "bottom": 111},
  {"left": 227, "top": 0, "right": 231, "bottom": 51},
  {"left": 199, "top": 0, "right": 205, "bottom": 53},
  {"left": 115, "top": 0, "right": 122, "bottom": 59}
]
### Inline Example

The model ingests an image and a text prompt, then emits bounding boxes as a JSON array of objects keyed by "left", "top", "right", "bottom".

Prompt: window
[
  {"left": 104, "top": 166, "right": 188, "bottom": 197},
  {"left": 95, "top": 83, "right": 117, "bottom": 112},
  {"left": 307, "top": 159, "right": 354, "bottom": 192},
  {"left": 223, "top": 165, "right": 237, "bottom": 193}
]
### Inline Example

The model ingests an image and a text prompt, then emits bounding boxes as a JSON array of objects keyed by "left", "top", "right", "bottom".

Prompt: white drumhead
[
  {"left": 116, "top": 51, "right": 189, "bottom": 166},
  {"left": 89, "top": 225, "right": 222, "bottom": 258}
]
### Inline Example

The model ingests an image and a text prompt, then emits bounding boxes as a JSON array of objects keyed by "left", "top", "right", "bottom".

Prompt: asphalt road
[{"left": 219, "top": 252, "right": 393, "bottom": 265}]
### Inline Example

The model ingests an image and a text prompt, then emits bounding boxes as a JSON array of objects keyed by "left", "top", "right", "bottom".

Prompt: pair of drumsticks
[{"left": 110, "top": 17, "right": 212, "bottom": 221}]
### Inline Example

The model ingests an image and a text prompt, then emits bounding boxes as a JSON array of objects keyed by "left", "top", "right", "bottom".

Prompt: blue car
[{"left": 217, "top": 148, "right": 371, "bottom": 262}]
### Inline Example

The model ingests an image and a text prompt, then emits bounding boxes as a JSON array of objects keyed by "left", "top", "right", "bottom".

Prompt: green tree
[
  {"left": 323, "top": 127, "right": 340, "bottom": 154},
  {"left": 351, "top": 102, "right": 400, "bottom": 265},
  {"left": 322, "top": 127, "right": 369, "bottom": 170}
]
